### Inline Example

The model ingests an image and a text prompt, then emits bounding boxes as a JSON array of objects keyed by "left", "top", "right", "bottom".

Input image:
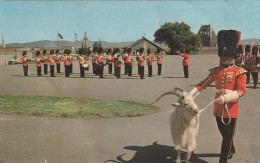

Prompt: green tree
[{"left": 154, "top": 22, "right": 201, "bottom": 54}]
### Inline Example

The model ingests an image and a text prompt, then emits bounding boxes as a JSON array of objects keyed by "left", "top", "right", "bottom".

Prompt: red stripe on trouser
[{"left": 225, "top": 119, "right": 237, "bottom": 162}]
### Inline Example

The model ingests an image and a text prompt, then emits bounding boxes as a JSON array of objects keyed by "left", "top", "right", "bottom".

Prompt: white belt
[{"left": 216, "top": 89, "right": 233, "bottom": 94}]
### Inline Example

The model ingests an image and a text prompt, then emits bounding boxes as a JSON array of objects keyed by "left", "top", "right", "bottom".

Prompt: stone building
[
  {"left": 0, "top": 48, "right": 33, "bottom": 65},
  {"left": 198, "top": 24, "right": 217, "bottom": 47},
  {"left": 127, "top": 36, "right": 165, "bottom": 55},
  {"left": 82, "top": 32, "right": 91, "bottom": 49}
]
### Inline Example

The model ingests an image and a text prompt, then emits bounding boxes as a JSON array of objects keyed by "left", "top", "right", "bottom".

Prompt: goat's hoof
[{"left": 175, "top": 160, "right": 182, "bottom": 163}]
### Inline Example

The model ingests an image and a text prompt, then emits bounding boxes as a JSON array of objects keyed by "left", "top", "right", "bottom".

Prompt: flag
[{"left": 57, "top": 33, "right": 63, "bottom": 39}]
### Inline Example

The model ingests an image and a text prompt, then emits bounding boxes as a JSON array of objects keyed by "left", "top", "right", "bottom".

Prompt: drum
[{"left": 83, "top": 63, "right": 89, "bottom": 71}]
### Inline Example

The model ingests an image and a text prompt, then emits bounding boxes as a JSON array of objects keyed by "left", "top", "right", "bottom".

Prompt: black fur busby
[
  {"left": 185, "top": 47, "right": 189, "bottom": 53},
  {"left": 36, "top": 51, "right": 40, "bottom": 56},
  {"left": 237, "top": 45, "right": 243, "bottom": 54},
  {"left": 43, "top": 50, "right": 46, "bottom": 55},
  {"left": 107, "top": 48, "right": 112, "bottom": 54},
  {"left": 79, "top": 48, "right": 84, "bottom": 55},
  {"left": 92, "top": 47, "right": 98, "bottom": 53},
  {"left": 50, "top": 49, "right": 54, "bottom": 55},
  {"left": 217, "top": 30, "right": 241, "bottom": 58},
  {"left": 22, "top": 51, "right": 27, "bottom": 56},
  {"left": 97, "top": 47, "right": 103, "bottom": 54},
  {"left": 245, "top": 45, "right": 251, "bottom": 53},
  {"left": 113, "top": 48, "right": 119, "bottom": 55},
  {"left": 55, "top": 49, "right": 59, "bottom": 54},
  {"left": 147, "top": 48, "right": 151, "bottom": 54},
  {"left": 127, "top": 48, "right": 132, "bottom": 54},
  {"left": 252, "top": 46, "right": 258, "bottom": 55},
  {"left": 123, "top": 47, "right": 128, "bottom": 53},
  {"left": 157, "top": 48, "right": 161, "bottom": 54},
  {"left": 139, "top": 47, "right": 144, "bottom": 53}
]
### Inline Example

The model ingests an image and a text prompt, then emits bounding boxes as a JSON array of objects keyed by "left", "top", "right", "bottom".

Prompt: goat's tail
[{"left": 151, "top": 88, "right": 183, "bottom": 105}]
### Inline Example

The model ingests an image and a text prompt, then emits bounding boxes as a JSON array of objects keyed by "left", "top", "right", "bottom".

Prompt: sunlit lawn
[{"left": 0, "top": 95, "right": 159, "bottom": 118}]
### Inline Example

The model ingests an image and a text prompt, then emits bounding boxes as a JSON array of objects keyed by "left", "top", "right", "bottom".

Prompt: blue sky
[{"left": 0, "top": 1, "right": 259, "bottom": 44}]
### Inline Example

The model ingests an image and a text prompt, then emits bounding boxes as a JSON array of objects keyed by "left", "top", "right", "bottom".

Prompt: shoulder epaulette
[{"left": 236, "top": 68, "right": 247, "bottom": 76}]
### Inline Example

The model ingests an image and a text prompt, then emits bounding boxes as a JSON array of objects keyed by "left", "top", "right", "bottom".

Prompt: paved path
[{"left": 0, "top": 55, "right": 259, "bottom": 163}]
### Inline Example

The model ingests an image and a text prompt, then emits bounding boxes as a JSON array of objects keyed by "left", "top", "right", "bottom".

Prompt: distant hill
[
  {"left": 2, "top": 39, "right": 260, "bottom": 49},
  {"left": 4, "top": 40, "right": 135, "bottom": 48}
]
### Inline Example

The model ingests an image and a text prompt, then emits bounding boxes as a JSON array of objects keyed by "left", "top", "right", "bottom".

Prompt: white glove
[
  {"left": 216, "top": 91, "right": 240, "bottom": 104},
  {"left": 189, "top": 87, "right": 200, "bottom": 99},
  {"left": 216, "top": 95, "right": 225, "bottom": 104}
]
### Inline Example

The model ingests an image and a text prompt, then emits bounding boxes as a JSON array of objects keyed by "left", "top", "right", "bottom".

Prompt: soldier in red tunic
[
  {"left": 146, "top": 49, "right": 153, "bottom": 77},
  {"left": 249, "top": 46, "right": 260, "bottom": 89},
  {"left": 178, "top": 47, "right": 190, "bottom": 78},
  {"left": 189, "top": 30, "right": 247, "bottom": 163},
  {"left": 244, "top": 45, "right": 252, "bottom": 83}
]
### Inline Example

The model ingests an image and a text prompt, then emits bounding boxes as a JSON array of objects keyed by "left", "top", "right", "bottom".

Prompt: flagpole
[{"left": 57, "top": 30, "right": 59, "bottom": 51}]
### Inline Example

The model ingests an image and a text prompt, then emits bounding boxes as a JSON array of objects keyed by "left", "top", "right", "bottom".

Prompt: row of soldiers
[
  {"left": 234, "top": 44, "right": 260, "bottom": 89},
  {"left": 21, "top": 50, "right": 75, "bottom": 77},
  {"left": 79, "top": 47, "right": 164, "bottom": 79},
  {"left": 22, "top": 47, "right": 165, "bottom": 79}
]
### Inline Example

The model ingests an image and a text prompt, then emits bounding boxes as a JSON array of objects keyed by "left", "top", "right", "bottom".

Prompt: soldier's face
[{"left": 221, "top": 57, "right": 233, "bottom": 65}]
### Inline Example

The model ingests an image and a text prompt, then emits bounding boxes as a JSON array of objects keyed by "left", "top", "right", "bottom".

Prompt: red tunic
[
  {"left": 147, "top": 55, "right": 153, "bottom": 66},
  {"left": 35, "top": 57, "right": 41, "bottom": 67},
  {"left": 249, "top": 56, "right": 260, "bottom": 72},
  {"left": 96, "top": 55, "right": 104, "bottom": 66},
  {"left": 179, "top": 53, "right": 190, "bottom": 66},
  {"left": 22, "top": 57, "right": 28, "bottom": 67},
  {"left": 139, "top": 56, "right": 145, "bottom": 66},
  {"left": 157, "top": 55, "right": 162, "bottom": 64},
  {"left": 195, "top": 66, "right": 247, "bottom": 118}
]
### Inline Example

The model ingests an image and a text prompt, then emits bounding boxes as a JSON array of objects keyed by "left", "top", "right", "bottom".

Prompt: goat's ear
[{"left": 171, "top": 103, "right": 180, "bottom": 107}]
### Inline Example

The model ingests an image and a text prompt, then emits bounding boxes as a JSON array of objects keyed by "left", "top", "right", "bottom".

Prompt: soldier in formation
[
  {"left": 157, "top": 49, "right": 163, "bottom": 75},
  {"left": 55, "top": 51, "right": 61, "bottom": 73},
  {"left": 146, "top": 49, "right": 153, "bottom": 77},
  {"left": 126, "top": 48, "right": 133, "bottom": 76},
  {"left": 21, "top": 51, "right": 29, "bottom": 76},
  {"left": 42, "top": 51, "right": 48, "bottom": 75},
  {"left": 35, "top": 51, "right": 42, "bottom": 77},
  {"left": 49, "top": 55, "right": 55, "bottom": 77}
]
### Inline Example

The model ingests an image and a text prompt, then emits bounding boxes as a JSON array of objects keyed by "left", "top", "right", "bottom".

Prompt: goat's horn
[{"left": 151, "top": 89, "right": 183, "bottom": 104}]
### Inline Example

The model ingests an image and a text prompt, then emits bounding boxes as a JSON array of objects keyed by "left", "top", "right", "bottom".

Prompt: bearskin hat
[
  {"left": 43, "top": 50, "right": 46, "bottom": 55},
  {"left": 127, "top": 48, "right": 132, "bottom": 54},
  {"left": 245, "top": 45, "right": 251, "bottom": 53},
  {"left": 147, "top": 48, "right": 151, "bottom": 54},
  {"left": 252, "top": 46, "right": 259, "bottom": 55},
  {"left": 36, "top": 51, "right": 40, "bottom": 56},
  {"left": 97, "top": 47, "right": 103, "bottom": 54},
  {"left": 92, "top": 47, "right": 97, "bottom": 53},
  {"left": 217, "top": 30, "right": 241, "bottom": 58},
  {"left": 139, "top": 47, "right": 144, "bottom": 53},
  {"left": 79, "top": 48, "right": 84, "bottom": 55},
  {"left": 113, "top": 48, "right": 119, "bottom": 55},
  {"left": 50, "top": 49, "right": 54, "bottom": 55},
  {"left": 123, "top": 47, "right": 128, "bottom": 53},
  {"left": 107, "top": 48, "right": 112, "bottom": 54},
  {"left": 55, "top": 49, "right": 59, "bottom": 54},
  {"left": 185, "top": 47, "right": 189, "bottom": 53},
  {"left": 157, "top": 48, "right": 161, "bottom": 54},
  {"left": 237, "top": 45, "right": 243, "bottom": 54},
  {"left": 22, "top": 51, "right": 27, "bottom": 56}
]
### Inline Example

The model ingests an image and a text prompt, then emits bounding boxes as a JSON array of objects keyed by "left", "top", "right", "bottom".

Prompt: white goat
[{"left": 152, "top": 87, "right": 199, "bottom": 163}]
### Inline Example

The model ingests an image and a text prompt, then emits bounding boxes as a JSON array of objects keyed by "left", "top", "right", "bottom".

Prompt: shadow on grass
[{"left": 105, "top": 142, "right": 218, "bottom": 163}]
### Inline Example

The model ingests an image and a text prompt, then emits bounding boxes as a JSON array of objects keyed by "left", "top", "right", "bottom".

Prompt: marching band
[{"left": 20, "top": 45, "right": 259, "bottom": 89}]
